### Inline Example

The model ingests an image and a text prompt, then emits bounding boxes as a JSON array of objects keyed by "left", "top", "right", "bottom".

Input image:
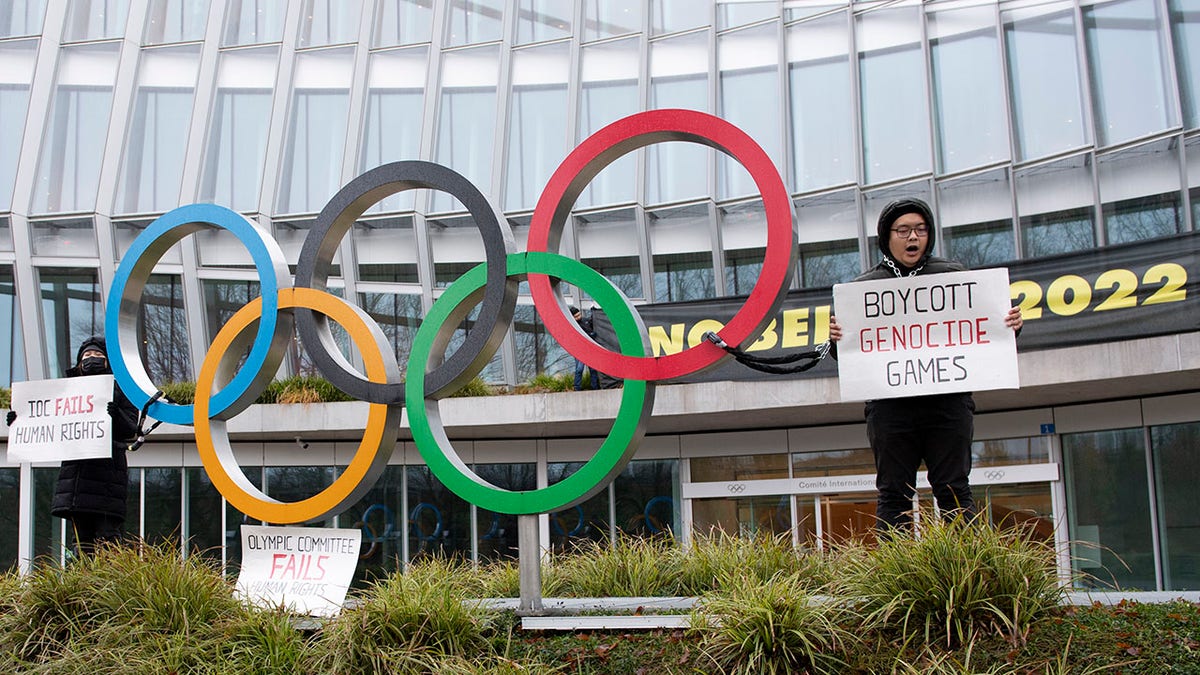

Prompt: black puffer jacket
[{"left": 50, "top": 337, "right": 139, "bottom": 522}]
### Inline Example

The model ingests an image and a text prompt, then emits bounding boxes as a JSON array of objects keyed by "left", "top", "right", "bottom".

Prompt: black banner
[{"left": 592, "top": 230, "right": 1200, "bottom": 384}]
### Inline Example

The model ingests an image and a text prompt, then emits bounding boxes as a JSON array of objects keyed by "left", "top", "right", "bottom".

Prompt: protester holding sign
[
  {"left": 828, "top": 198, "right": 1023, "bottom": 534},
  {"left": 7, "top": 337, "right": 139, "bottom": 554}
]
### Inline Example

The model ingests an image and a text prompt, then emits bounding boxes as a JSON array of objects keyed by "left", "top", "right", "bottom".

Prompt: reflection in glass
[
  {"left": 200, "top": 48, "right": 278, "bottom": 212},
  {"left": 276, "top": 49, "right": 352, "bottom": 214},
  {"left": 358, "top": 291, "right": 422, "bottom": 369},
  {"left": 576, "top": 209, "right": 644, "bottom": 299},
  {"left": 1064, "top": 429, "right": 1156, "bottom": 590},
  {"left": 582, "top": 0, "right": 641, "bottom": 42},
  {"left": 516, "top": 0, "right": 571, "bottom": 44},
  {"left": 475, "top": 463, "right": 535, "bottom": 561},
  {"left": 1004, "top": 3, "right": 1088, "bottom": 160},
  {"left": 0, "top": 468, "right": 17, "bottom": 571},
  {"left": 299, "top": 0, "right": 363, "bottom": 47},
  {"left": 513, "top": 303, "right": 571, "bottom": 382},
  {"left": 548, "top": 462, "right": 610, "bottom": 552},
  {"left": 138, "top": 274, "right": 191, "bottom": 385},
  {"left": 1098, "top": 139, "right": 1183, "bottom": 245},
  {"left": 1084, "top": 0, "right": 1175, "bottom": 146},
  {"left": 1151, "top": 422, "right": 1200, "bottom": 590},
  {"left": 972, "top": 437, "right": 1051, "bottom": 467},
  {"left": 267, "top": 466, "right": 336, "bottom": 528},
  {"left": 648, "top": 31, "right": 709, "bottom": 205},
  {"left": 342, "top": 464, "right": 404, "bottom": 586},
  {"left": 117, "top": 45, "right": 200, "bottom": 214},
  {"left": 144, "top": 0, "right": 208, "bottom": 44},
  {"left": 579, "top": 37, "right": 640, "bottom": 207},
  {"left": 788, "top": 12, "right": 854, "bottom": 192},
  {"left": 433, "top": 45, "right": 499, "bottom": 213},
  {"left": 1016, "top": 155, "right": 1096, "bottom": 257},
  {"left": 0, "top": 0, "right": 47, "bottom": 37},
  {"left": 692, "top": 494, "right": 793, "bottom": 539},
  {"left": 63, "top": 0, "right": 129, "bottom": 41},
  {"left": 649, "top": 204, "right": 715, "bottom": 302},
  {"left": 719, "top": 1, "right": 777, "bottom": 30},
  {"left": 222, "top": 0, "right": 286, "bottom": 45},
  {"left": 360, "top": 48, "right": 427, "bottom": 214},
  {"left": 444, "top": 0, "right": 504, "bottom": 46},
  {"left": 800, "top": 239, "right": 859, "bottom": 287},
  {"left": 614, "top": 459, "right": 678, "bottom": 538},
  {"left": 795, "top": 190, "right": 860, "bottom": 286},
  {"left": 792, "top": 448, "right": 875, "bottom": 477},
  {"left": 506, "top": 42, "right": 569, "bottom": 211},
  {"left": 33, "top": 44, "right": 119, "bottom": 214},
  {"left": 938, "top": 168, "right": 1016, "bottom": 267},
  {"left": 1171, "top": 0, "right": 1200, "bottom": 129},
  {"left": 719, "top": 22, "right": 781, "bottom": 200},
  {"left": 929, "top": 5, "right": 1008, "bottom": 174},
  {"left": 355, "top": 216, "right": 419, "bottom": 283},
  {"left": 692, "top": 453, "right": 787, "bottom": 482},
  {"left": 0, "top": 39, "right": 36, "bottom": 211},
  {"left": 0, "top": 266, "right": 27, "bottom": 387},
  {"left": 373, "top": 0, "right": 433, "bottom": 47},
  {"left": 858, "top": 5, "right": 930, "bottom": 183},
  {"left": 145, "top": 467, "right": 182, "bottom": 546},
  {"left": 202, "top": 278, "right": 260, "bottom": 346},
  {"left": 975, "top": 483, "right": 1054, "bottom": 540},
  {"left": 185, "top": 467, "right": 223, "bottom": 562},
  {"left": 32, "top": 467, "right": 63, "bottom": 565},
  {"left": 651, "top": 0, "right": 704, "bottom": 35},
  {"left": 720, "top": 200, "right": 767, "bottom": 295},
  {"left": 31, "top": 217, "right": 98, "bottom": 258},
  {"left": 224, "top": 465, "right": 261, "bottom": 576},
  {"left": 39, "top": 267, "right": 101, "bottom": 376},
  {"left": 407, "top": 465, "right": 471, "bottom": 561}
]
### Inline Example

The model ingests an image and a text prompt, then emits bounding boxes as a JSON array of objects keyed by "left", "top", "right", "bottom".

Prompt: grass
[{"left": 0, "top": 529, "right": 1196, "bottom": 674}]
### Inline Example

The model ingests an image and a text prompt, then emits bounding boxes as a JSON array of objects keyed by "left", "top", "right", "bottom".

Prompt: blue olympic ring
[
  {"left": 360, "top": 503, "right": 395, "bottom": 542},
  {"left": 409, "top": 501, "right": 443, "bottom": 542},
  {"left": 644, "top": 495, "right": 674, "bottom": 534}
]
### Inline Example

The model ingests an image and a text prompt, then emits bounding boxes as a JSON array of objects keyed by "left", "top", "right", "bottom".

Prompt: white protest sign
[
  {"left": 832, "top": 268, "right": 1019, "bottom": 401},
  {"left": 236, "top": 525, "right": 362, "bottom": 617},
  {"left": 6, "top": 375, "right": 115, "bottom": 463}
]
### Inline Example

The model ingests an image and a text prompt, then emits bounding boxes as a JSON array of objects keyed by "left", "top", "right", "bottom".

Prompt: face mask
[{"left": 80, "top": 356, "right": 108, "bottom": 375}]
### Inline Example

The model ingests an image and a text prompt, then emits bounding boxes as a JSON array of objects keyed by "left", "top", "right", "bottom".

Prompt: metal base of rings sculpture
[{"left": 105, "top": 109, "right": 797, "bottom": 525}]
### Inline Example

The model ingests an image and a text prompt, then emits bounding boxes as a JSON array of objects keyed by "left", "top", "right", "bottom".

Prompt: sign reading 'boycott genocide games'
[
  {"left": 236, "top": 525, "right": 362, "bottom": 617},
  {"left": 7, "top": 375, "right": 114, "bottom": 463},
  {"left": 832, "top": 269, "right": 1019, "bottom": 401}
]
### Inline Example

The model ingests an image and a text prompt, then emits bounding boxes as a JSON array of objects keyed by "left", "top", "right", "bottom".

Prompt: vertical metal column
[{"left": 517, "top": 513, "right": 543, "bottom": 614}]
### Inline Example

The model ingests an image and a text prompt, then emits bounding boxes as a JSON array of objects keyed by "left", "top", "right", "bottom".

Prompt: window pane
[
  {"left": 115, "top": 219, "right": 184, "bottom": 264},
  {"left": 359, "top": 48, "right": 427, "bottom": 214},
  {"left": 858, "top": 5, "right": 930, "bottom": 183},
  {"left": 144, "top": 0, "right": 208, "bottom": 44},
  {"left": 443, "top": 0, "right": 504, "bottom": 46},
  {"left": 373, "top": 0, "right": 433, "bottom": 47},
  {"left": 0, "top": 39, "right": 37, "bottom": 211},
  {"left": 1098, "top": 138, "right": 1183, "bottom": 245},
  {"left": 433, "top": 45, "right": 499, "bottom": 213},
  {"left": 33, "top": 43, "right": 120, "bottom": 214},
  {"left": 513, "top": 303, "right": 571, "bottom": 382},
  {"left": 516, "top": 0, "right": 571, "bottom": 44},
  {"left": 0, "top": 265, "right": 27, "bottom": 387},
  {"left": 579, "top": 37, "right": 640, "bottom": 208},
  {"left": 200, "top": 47, "right": 278, "bottom": 212},
  {"left": 1016, "top": 154, "right": 1096, "bottom": 257},
  {"left": 144, "top": 467, "right": 182, "bottom": 546},
  {"left": 63, "top": 0, "right": 129, "bottom": 41},
  {"left": 299, "top": 0, "right": 363, "bottom": 47},
  {"left": 614, "top": 459, "right": 678, "bottom": 538},
  {"left": 693, "top": 453, "right": 788, "bottom": 482},
  {"left": 276, "top": 48, "right": 352, "bottom": 214},
  {"left": 1004, "top": 3, "right": 1088, "bottom": 160},
  {"left": 929, "top": 5, "right": 1009, "bottom": 174},
  {"left": 721, "top": 200, "right": 767, "bottom": 295},
  {"left": 788, "top": 11, "right": 855, "bottom": 192},
  {"left": 651, "top": 0, "right": 705, "bottom": 35},
  {"left": 342, "top": 464, "right": 404, "bottom": 586},
  {"left": 972, "top": 436, "right": 1051, "bottom": 467},
  {"left": 505, "top": 42, "right": 569, "bottom": 211},
  {"left": 222, "top": 0, "right": 286, "bottom": 45},
  {"left": 648, "top": 31, "right": 709, "bottom": 205},
  {"left": 138, "top": 274, "right": 192, "bottom": 385},
  {"left": 0, "top": 0, "right": 47, "bottom": 38},
  {"left": 719, "top": 22, "right": 781, "bottom": 200},
  {"left": 1064, "top": 429, "right": 1156, "bottom": 590},
  {"left": 1151, "top": 421, "right": 1200, "bottom": 590},
  {"left": 358, "top": 290, "right": 422, "bottom": 368},
  {"left": 407, "top": 465, "right": 471, "bottom": 561},
  {"left": 548, "top": 462, "right": 610, "bottom": 552},
  {"left": 32, "top": 467, "right": 63, "bottom": 564},
  {"left": 202, "top": 279, "right": 260, "bottom": 345},
  {"left": 265, "top": 466, "right": 336, "bottom": 528},
  {"left": 224, "top": 464, "right": 261, "bottom": 575},
  {"left": 719, "top": 1, "right": 777, "bottom": 30},
  {"left": 475, "top": 462, "right": 535, "bottom": 561},
  {"left": 38, "top": 267, "right": 101, "bottom": 376},
  {"left": 185, "top": 467, "right": 223, "bottom": 562},
  {"left": 582, "top": 0, "right": 641, "bottom": 42},
  {"left": 0, "top": 468, "right": 17, "bottom": 571},
  {"left": 1170, "top": 0, "right": 1200, "bottom": 129},
  {"left": 1084, "top": 0, "right": 1176, "bottom": 146},
  {"left": 31, "top": 217, "right": 97, "bottom": 257},
  {"left": 938, "top": 167, "right": 1016, "bottom": 267},
  {"left": 355, "top": 216, "right": 419, "bottom": 283},
  {"left": 975, "top": 483, "right": 1054, "bottom": 540},
  {"left": 576, "top": 209, "right": 644, "bottom": 299},
  {"left": 649, "top": 203, "right": 716, "bottom": 302},
  {"left": 794, "top": 189, "right": 861, "bottom": 286},
  {"left": 116, "top": 45, "right": 200, "bottom": 214}
]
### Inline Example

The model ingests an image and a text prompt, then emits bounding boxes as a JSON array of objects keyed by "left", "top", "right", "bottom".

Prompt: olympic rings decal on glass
[{"left": 105, "top": 109, "right": 797, "bottom": 524}]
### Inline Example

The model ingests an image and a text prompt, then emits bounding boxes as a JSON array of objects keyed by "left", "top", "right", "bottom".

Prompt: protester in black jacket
[
  {"left": 5, "top": 337, "right": 140, "bottom": 554},
  {"left": 828, "top": 199, "right": 1023, "bottom": 533}
]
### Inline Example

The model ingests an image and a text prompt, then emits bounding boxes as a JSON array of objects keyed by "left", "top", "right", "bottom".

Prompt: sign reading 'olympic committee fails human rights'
[
  {"left": 833, "top": 269, "right": 1019, "bottom": 401},
  {"left": 7, "top": 375, "right": 115, "bottom": 463}
]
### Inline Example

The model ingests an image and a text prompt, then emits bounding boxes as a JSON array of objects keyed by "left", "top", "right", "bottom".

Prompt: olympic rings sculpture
[{"left": 105, "top": 109, "right": 797, "bottom": 524}]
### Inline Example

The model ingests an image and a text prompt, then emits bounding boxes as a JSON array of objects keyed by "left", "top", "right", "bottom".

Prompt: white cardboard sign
[
  {"left": 236, "top": 525, "right": 362, "bottom": 617},
  {"left": 6, "top": 375, "right": 115, "bottom": 463},
  {"left": 832, "top": 269, "right": 1019, "bottom": 401}
]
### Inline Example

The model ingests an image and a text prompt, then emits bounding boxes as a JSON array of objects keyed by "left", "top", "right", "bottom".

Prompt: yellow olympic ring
[{"left": 194, "top": 287, "right": 401, "bottom": 524}]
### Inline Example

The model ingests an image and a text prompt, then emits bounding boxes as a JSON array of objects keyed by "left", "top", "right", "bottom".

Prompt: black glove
[
  {"left": 5, "top": 410, "right": 14, "bottom": 427},
  {"left": 107, "top": 401, "right": 117, "bottom": 416}
]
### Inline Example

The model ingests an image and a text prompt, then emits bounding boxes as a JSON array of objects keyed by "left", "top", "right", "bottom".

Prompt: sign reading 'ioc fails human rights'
[
  {"left": 833, "top": 269, "right": 1019, "bottom": 401},
  {"left": 7, "top": 375, "right": 115, "bottom": 463}
]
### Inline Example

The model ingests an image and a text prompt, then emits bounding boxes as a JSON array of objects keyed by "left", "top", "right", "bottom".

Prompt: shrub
[
  {"left": 678, "top": 531, "right": 831, "bottom": 596},
  {"left": 511, "top": 372, "right": 574, "bottom": 394},
  {"left": 0, "top": 386, "right": 10, "bottom": 409},
  {"left": 447, "top": 376, "right": 498, "bottom": 398},
  {"left": 546, "top": 536, "right": 682, "bottom": 597},
  {"left": 840, "top": 511, "right": 1064, "bottom": 649}
]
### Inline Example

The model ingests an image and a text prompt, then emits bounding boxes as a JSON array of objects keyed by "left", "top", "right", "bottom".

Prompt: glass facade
[{"left": 0, "top": 0, "right": 1195, "bottom": 589}]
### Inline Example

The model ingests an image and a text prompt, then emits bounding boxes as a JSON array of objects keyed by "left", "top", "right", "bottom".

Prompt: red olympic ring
[{"left": 527, "top": 109, "right": 796, "bottom": 380}]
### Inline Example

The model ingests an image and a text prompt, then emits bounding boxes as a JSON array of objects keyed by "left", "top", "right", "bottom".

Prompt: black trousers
[
  {"left": 70, "top": 513, "right": 124, "bottom": 556},
  {"left": 865, "top": 393, "right": 976, "bottom": 530}
]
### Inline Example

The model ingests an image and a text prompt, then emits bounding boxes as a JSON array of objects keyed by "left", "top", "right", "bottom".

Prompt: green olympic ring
[{"left": 406, "top": 251, "right": 655, "bottom": 515}]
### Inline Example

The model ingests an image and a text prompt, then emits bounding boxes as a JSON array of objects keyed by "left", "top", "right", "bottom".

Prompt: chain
[{"left": 883, "top": 256, "right": 925, "bottom": 278}]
